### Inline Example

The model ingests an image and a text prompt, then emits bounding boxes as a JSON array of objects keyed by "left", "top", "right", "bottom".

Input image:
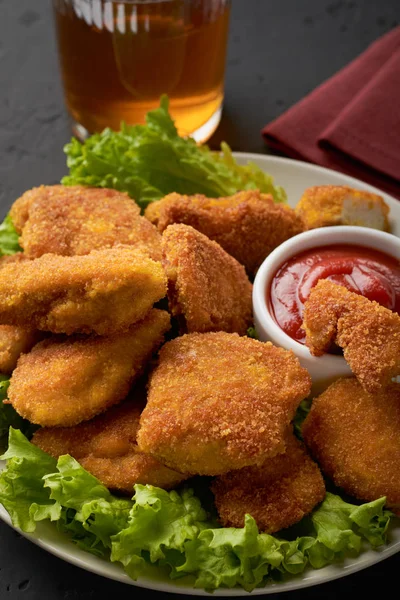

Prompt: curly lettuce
[
  {"left": 0, "top": 429, "right": 394, "bottom": 592},
  {"left": 62, "top": 96, "right": 286, "bottom": 209},
  {"left": 0, "top": 214, "right": 21, "bottom": 256},
  {"left": 0, "top": 378, "right": 37, "bottom": 451}
]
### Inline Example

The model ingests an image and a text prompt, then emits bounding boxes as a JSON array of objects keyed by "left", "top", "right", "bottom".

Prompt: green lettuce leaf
[
  {"left": 62, "top": 96, "right": 286, "bottom": 209},
  {"left": 246, "top": 326, "right": 259, "bottom": 340},
  {"left": 0, "top": 431, "right": 395, "bottom": 591},
  {"left": 44, "top": 455, "right": 132, "bottom": 557},
  {"left": 0, "top": 430, "right": 131, "bottom": 555},
  {"left": 176, "top": 493, "right": 393, "bottom": 590},
  {"left": 293, "top": 398, "right": 313, "bottom": 440},
  {"left": 0, "top": 214, "right": 21, "bottom": 256},
  {"left": 0, "top": 378, "right": 37, "bottom": 450},
  {"left": 111, "top": 485, "right": 208, "bottom": 579},
  {"left": 0, "top": 428, "right": 60, "bottom": 531}
]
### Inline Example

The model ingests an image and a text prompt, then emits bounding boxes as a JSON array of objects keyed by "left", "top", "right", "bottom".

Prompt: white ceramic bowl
[{"left": 253, "top": 226, "right": 400, "bottom": 391}]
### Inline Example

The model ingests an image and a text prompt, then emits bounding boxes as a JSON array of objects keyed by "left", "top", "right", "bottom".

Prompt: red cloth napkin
[{"left": 262, "top": 27, "right": 400, "bottom": 199}]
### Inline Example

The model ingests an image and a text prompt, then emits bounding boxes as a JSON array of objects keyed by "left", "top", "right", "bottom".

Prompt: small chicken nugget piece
[
  {"left": 162, "top": 224, "right": 253, "bottom": 335},
  {"left": 32, "top": 394, "right": 186, "bottom": 493},
  {"left": 145, "top": 191, "right": 305, "bottom": 275},
  {"left": 0, "top": 247, "right": 167, "bottom": 335},
  {"left": 211, "top": 433, "right": 325, "bottom": 532},
  {"left": 303, "top": 280, "right": 400, "bottom": 393},
  {"left": 7, "top": 309, "right": 170, "bottom": 427},
  {"left": 137, "top": 332, "right": 311, "bottom": 476},
  {"left": 10, "top": 185, "right": 162, "bottom": 260},
  {"left": 0, "top": 325, "right": 42, "bottom": 373},
  {"left": 303, "top": 378, "right": 400, "bottom": 515},
  {"left": 295, "top": 185, "right": 390, "bottom": 231},
  {"left": 11, "top": 185, "right": 139, "bottom": 233}
]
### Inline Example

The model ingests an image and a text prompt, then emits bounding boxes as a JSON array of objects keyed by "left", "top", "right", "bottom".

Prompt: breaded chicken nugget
[
  {"left": 7, "top": 309, "right": 170, "bottom": 427},
  {"left": 10, "top": 185, "right": 162, "bottom": 260},
  {"left": 302, "top": 378, "right": 400, "bottom": 515},
  {"left": 11, "top": 185, "right": 139, "bottom": 233},
  {"left": 295, "top": 185, "right": 389, "bottom": 231},
  {"left": 0, "top": 247, "right": 167, "bottom": 335},
  {"left": 302, "top": 280, "right": 400, "bottom": 393},
  {"left": 32, "top": 392, "right": 186, "bottom": 493},
  {"left": 0, "top": 325, "right": 42, "bottom": 373},
  {"left": 145, "top": 191, "right": 305, "bottom": 275},
  {"left": 211, "top": 432, "right": 325, "bottom": 532},
  {"left": 137, "top": 332, "right": 311, "bottom": 476},
  {"left": 162, "top": 224, "right": 253, "bottom": 335}
]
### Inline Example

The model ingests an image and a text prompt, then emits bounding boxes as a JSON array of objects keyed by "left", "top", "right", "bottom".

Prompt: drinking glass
[{"left": 52, "top": 0, "right": 231, "bottom": 141}]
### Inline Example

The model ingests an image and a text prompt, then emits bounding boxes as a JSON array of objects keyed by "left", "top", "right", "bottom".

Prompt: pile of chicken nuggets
[{"left": 0, "top": 182, "right": 399, "bottom": 536}]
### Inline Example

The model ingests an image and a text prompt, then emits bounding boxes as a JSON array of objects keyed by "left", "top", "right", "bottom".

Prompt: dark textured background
[{"left": 0, "top": 0, "right": 399, "bottom": 597}]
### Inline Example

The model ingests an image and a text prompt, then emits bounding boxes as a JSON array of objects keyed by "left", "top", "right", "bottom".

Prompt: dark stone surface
[{"left": 0, "top": 0, "right": 399, "bottom": 597}]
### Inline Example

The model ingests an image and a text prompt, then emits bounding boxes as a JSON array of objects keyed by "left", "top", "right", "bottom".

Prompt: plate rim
[
  {"left": 234, "top": 152, "right": 399, "bottom": 204},
  {"left": 1, "top": 152, "right": 399, "bottom": 596}
]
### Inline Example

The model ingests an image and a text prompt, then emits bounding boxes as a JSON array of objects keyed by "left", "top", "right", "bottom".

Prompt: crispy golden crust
[
  {"left": 145, "top": 191, "right": 305, "bottom": 275},
  {"left": 137, "top": 332, "right": 311, "bottom": 476},
  {"left": 162, "top": 224, "right": 253, "bottom": 335},
  {"left": 7, "top": 309, "right": 170, "bottom": 427},
  {"left": 295, "top": 185, "right": 390, "bottom": 231},
  {"left": 211, "top": 433, "right": 325, "bottom": 533},
  {"left": 0, "top": 325, "right": 42, "bottom": 373},
  {"left": 0, "top": 247, "right": 167, "bottom": 335},
  {"left": 0, "top": 253, "right": 29, "bottom": 268},
  {"left": 10, "top": 185, "right": 162, "bottom": 261},
  {"left": 302, "top": 378, "right": 400, "bottom": 515},
  {"left": 11, "top": 185, "right": 139, "bottom": 233},
  {"left": 32, "top": 392, "right": 186, "bottom": 492},
  {"left": 302, "top": 280, "right": 400, "bottom": 393}
]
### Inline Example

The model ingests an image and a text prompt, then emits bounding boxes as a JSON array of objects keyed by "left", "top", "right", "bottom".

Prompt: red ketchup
[{"left": 268, "top": 244, "right": 400, "bottom": 344}]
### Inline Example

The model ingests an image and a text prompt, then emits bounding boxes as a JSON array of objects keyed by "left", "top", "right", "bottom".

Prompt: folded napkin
[{"left": 262, "top": 27, "right": 400, "bottom": 199}]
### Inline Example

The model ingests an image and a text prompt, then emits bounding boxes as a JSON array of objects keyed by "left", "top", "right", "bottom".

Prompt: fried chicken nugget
[
  {"left": 0, "top": 247, "right": 167, "bottom": 335},
  {"left": 211, "top": 432, "right": 325, "bottom": 532},
  {"left": 295, "top": 185, "right": 390, "bottom": 231},
  {"left": 32, "top": 393, "right": 186, "bottom": 493},
  {"left": 10, "top": 185, "right": 162, "bottom": 260},
  {"left": 137, "top": 332, "right": 311, "bottom": 476},
  {"left": 302, "top": 279, "right": 400, "bottom": 393},
  {"left": 7, "top": 309, "right": 170, "bottom": 427},
  {"left": 0, "top": 325, "right": 42, "bottom": 373},
  {"left": 302, "top": 378, "right": 400, "bottom": 515},
  {"left": 162, "top": 224, "right": 253, "bottom": 335},
  {"left": 145, "top": 191, "right": 305, "bottom": 275}
]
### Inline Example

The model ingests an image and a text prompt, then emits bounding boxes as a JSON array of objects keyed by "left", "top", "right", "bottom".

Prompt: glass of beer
[{"left": 52, "top": 0, "right": 231, "bottom": 142}]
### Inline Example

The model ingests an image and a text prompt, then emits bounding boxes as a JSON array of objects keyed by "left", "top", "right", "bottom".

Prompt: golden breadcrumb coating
[
  {"left": 0, "top": 247, "right": 167, "bottom": 335},
  {"left": 211, "top": 432, "right": 325, "bottom": 532},
  {"left": 32, "top": 391, "right": 186, "bottom": 493},
  {"left": 295, "top": 185, "right": 390, "bottom": 231},
  {"left": 302, "top": 279, "right": 400, "bottom": 393},
  {"left": 145, "top": 191, "right": 305, "bottom": 275},
  {"left": 0, "top": 325, "right": 42, "bottom": 374},
  {"left": 7, "top": 309, "right": 170, "bottom": 427},
  {"left": 302, "top": 378, "right": 400, "bottom": 515},
  {"left": 162, "top": 224, "right": 253, "bottom": 335},
  {"left": 10, "top": 185, "right": 162, "bottom": 260},
  {"left": 11, "top": 185, "right": 138, "bottom": 233},
  {"left": 0, "top": 253, "right": 29, "bottom": 268},
  {"left": 137, "top": 332, "right": 311, "bottom": 476}
]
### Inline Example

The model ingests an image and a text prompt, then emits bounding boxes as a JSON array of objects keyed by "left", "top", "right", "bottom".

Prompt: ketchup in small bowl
[
  {"left": 253, "top": 226, "right": 400, "bottom": 390},
  {"left": 269, "top": 245, "right": 400, "bottom": 344}
]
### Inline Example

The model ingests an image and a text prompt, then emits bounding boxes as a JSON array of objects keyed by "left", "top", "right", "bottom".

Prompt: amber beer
[{"left": 52, "top": 0, "right": 230, "bottom": 141}]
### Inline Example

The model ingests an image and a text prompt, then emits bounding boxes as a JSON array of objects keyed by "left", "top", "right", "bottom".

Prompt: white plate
[{"left": 1, "top": 153, "right": 400, "bottom": 595}]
